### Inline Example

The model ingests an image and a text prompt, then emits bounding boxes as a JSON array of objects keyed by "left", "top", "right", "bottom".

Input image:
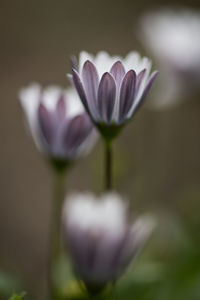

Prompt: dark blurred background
[{"left": 0, "top": 0, "right": 200, "bottom": 299}]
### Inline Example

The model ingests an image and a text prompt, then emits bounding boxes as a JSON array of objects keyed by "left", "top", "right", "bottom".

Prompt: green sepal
[
  {"left": 49, "top": 158, "right": 72, "bottom": 174},
  {"left": 96, "top": 123, "right": 124, "bottom": 144}
]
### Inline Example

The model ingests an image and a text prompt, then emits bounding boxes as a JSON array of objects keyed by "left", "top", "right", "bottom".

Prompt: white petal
[
  {"left": 124, "top": 51, "right": 140, "bottom": 71},
  {"left": 19, "top": 83, "right": 41, "bottom": 128},
  {"left": 79, "top": 51, "right": 94, "bottom": 74},
  {"left": 42, "top": 86, "right": 62, "bottom": 110},
  {"left": 42, "top": 86, "right": 84, "bottom": 117},
  {"left": 19, "top": 83, "right": 42, "bottom": 149},
  {"left": 124, "top": 52, "right": 152, "bottom": 75},
  {"left": 94, "top": 51, "right": 121, "bottom": 77},
  {"left": 64, "top": 192, "right": 127, "bottom": 235},
  {"left": 64, "top": 87, "right": 84, "bottom": 117}
]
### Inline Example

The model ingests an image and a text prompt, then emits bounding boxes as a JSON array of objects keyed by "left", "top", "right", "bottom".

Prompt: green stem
[
  {"left": 48, "top": 162, "right": 69, "bottom": 299},
  {"left": 105, "top": 141, "right": 113, "bottom": 191},
  {"left": 52, "top": 169, "right": 67, "bottom": 262}
]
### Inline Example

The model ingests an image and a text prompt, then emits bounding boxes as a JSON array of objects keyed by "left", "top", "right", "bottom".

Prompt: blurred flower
[
  {"left": 140, "top": 9, "right": 200, "bottom": 109},
  {"left": 19, "top": 84, "right": 97, "bottom": 163},
  {"left": 62, "top": 192, "right": 155, "bottom": 290},
  {"left": 69, "top": 51, "right": 158, "bottom": 140}
]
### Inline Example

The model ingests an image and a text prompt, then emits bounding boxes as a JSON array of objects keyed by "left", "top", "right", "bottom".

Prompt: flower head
[
  {"left": 62, "top": 192, "right": 155, "bottom": 290},
  {"left": 19, "top": 84, "right": 97, "bottom": 163},
  {"left": 70, "top": 51, "right": 158, "bottom": 140},
  {"left": 140, "top": 9, "right": 200, "bottom": 109}
]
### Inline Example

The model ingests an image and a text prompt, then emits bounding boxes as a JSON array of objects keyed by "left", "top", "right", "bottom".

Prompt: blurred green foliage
[
  {"left": 0, "top": 271, "right": 23, "bottom": 300},
  {"left": 9, "top": 292, "right": 26, "bottom": 300}
]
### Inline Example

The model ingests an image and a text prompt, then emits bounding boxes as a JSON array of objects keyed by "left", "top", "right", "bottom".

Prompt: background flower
[
  {"left": 139, "top": 8, "right": 200, "bottom": 109},
  {"left": 70, "top": 51, "right": 158, "bottom": 126},
  {"left": 19, "top": 84, "right": 97, "bottom": 161},
  {"left": 62, "top": 192, "right": 155, "bottom": 289}
]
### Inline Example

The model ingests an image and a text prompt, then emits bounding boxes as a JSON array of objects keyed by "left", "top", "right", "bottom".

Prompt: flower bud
[{"left": 62, "top": 192, "right": 155, "bottom": 290}]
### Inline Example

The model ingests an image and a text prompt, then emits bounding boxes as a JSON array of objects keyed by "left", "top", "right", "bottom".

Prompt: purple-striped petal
[
  {"left": 135, "top": 69, "right": 146, "bottom": 95},
  {"left": 63, "top": 114, "right": 93, "bottom": 152},
  {"left": 134, "top": 70, "right": 159, "bottom": 114},
  {"left": 72, "top": 69, "right": 89, "bottom": 112},
  {"left": 56, "top": 95, "right": 66, "bottom": 120},
  {"left": 70, "top": 55, "right": 78, "bottom": 71},
  {"left": 94, "top": 229, "right": 129, "bottom": 280},
  {"left": 38, "top": 104, "right": 54, "bottom": 146},
  {"left": 119, "top": 70, "right": 136, "bottom": 121},
  {"left": 67, "top": 227, "right": 97, "bottom": 277},
  {"left": 118, "top": 217, "right": 155, "bottom": 271},
  {"left": 82, "top": 60, "right": 99, "bottom": 118},
  {"left": 97, "top": 72, "right": 116, "bottom": 123},
  {"left": 110, "top": 61, "right": 126, "bottom": 86}
]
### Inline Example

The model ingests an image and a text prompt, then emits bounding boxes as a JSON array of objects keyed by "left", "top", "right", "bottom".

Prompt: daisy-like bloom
[
  {"left": 70, "top": 51, "right": 158, "bottom": 140},
  {"left": 140, "top": 9, "right": 200, "bottom": 109},
  {"left": 19, "top": 84, "right": 97, "bottom": 166},
  {"left": 62, "top": 192, "right": 155, "bottom": 291}
]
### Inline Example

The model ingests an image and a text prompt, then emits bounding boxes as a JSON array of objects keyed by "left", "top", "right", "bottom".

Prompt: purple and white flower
[
  {"left": 70, "top": 51, "right": 158, "bottom": 126},
  {"left": 140, "top": 9, "right": 200, "bottom": 109},
  {"left": 62, "top": 192, "right": 155, "bottom": 289},
  {"left": 19, "top": 84, "right": 97, "bottom": 161}
]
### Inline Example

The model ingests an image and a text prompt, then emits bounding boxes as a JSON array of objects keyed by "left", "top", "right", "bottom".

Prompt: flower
[
  {"left": 19, "top": 84, "right": 97, "bottom": 163},
  {"left": 69, "top": 51, "right": 158, "bottom": 140},
  {"left": 139, "top": 9, "right": 200, "bottom": 109},
  {"left": 62, "top": 192, "right": 155, "bottom": 290}
]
